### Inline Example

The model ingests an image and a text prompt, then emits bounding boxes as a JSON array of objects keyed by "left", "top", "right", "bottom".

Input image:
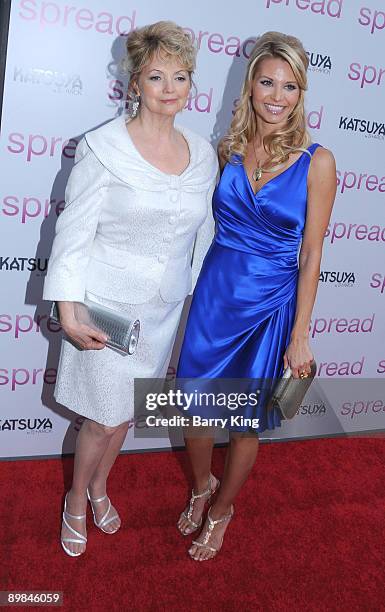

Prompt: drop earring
[{"left": 131, "top": 94, "right": 140, "bottom": 117}]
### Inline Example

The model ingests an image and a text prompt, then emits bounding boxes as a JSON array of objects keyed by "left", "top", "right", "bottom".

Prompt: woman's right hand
[{"left": 57, "top": 301, "right": 108, "bottom": 350}]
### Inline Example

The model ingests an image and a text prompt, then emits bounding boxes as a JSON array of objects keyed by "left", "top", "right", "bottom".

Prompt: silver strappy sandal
[
  {"left": 61, "top": 494, "right": 87, "bottom": 557},
  {"left": 178, "top": 474, "right": 220, "bottom": 536},
  {"left": 87, "top": 490, "right": 120, "bottom": 534},
  {"left": 189, "top": 505, "right": 234, "bottom": 561}
]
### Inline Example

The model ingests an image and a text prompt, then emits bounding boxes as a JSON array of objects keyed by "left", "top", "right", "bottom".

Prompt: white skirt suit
[{"left": 43, "top": 115, "right": 218, "bottom": 426}]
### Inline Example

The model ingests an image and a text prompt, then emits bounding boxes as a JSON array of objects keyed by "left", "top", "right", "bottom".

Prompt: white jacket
[{"left": 43, "top": 115, "right": 218, "bottom": 305}]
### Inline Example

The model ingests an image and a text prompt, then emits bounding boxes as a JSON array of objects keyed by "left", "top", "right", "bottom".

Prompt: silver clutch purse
[
  {"left": 268, "top": 360, "right": 317, "bottom": 419},
  {"left": 50, "top": 298, "right": 140, "bottom": 355}
]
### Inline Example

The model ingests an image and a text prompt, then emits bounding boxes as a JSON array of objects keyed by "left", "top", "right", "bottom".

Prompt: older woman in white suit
[{"left": 43, "top": 21, "right": 218, "bottom": 557}]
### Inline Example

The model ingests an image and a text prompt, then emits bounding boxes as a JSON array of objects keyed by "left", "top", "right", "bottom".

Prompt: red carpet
[{"left": 1, "top": 438, "right": 385, "bottom": 611}]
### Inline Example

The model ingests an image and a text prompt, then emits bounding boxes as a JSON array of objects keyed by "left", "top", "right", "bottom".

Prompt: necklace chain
[{"left": 251, "top": 139, "right": 286, "bottom": 182}]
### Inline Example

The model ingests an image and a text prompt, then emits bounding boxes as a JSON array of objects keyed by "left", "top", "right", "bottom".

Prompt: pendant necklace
[
  {"left": 251, "top": 139, "right": 286, "bottom": 182},
  {"left": 252, "top": 166, "right": 263, "bottom": 182}
]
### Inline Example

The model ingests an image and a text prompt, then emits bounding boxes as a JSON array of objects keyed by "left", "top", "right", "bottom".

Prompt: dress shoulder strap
[
  {"left": 300, "top": 143, "right": 322, "bottom": 173},
  {"left": 308, "top": 143, "right": 322, "bottom": 155}
]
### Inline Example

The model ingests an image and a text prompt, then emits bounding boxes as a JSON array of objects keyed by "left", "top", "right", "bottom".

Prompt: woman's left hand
[{"left": 283, "top": 338, "right": 314, "bottom": 379}]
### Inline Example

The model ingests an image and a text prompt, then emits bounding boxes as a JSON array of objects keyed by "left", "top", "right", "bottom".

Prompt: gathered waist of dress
[{"left": 213, "top": 237, "right": 300, "bottom": 269}]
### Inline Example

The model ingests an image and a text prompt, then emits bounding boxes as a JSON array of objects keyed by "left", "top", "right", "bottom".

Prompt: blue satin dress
[{"left": 177, "top": 144, "right": 320, "bottom": 433}]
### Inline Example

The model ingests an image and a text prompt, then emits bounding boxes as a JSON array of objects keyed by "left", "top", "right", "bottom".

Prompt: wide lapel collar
[{"left": 85, "top": 114, "right": 215, "bottom": 192}]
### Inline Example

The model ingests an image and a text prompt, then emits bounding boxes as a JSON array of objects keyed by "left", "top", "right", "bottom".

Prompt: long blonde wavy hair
[{"left": 221, "top": 31, "right": 311, "bottom": 166}]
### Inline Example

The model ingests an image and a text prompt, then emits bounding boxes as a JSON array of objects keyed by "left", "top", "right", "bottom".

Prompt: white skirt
[{"left": 54, "top": 291, "right": 184, "bottom": 426}]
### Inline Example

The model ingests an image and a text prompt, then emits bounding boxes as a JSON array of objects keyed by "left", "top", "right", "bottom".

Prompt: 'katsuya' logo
[
  {"left": 338, "top": 116, "right": 385, "bottom": 140},
  {"left": 0, "top": 418, "right": 53, "bottom": 433},
  {"left": 319, "top": 271, "right": 356, "bottom": 287},
  {"left": 306, "top": 52, "right": 332, "bottom": 74},
  {"left": 0, "top": 257, "right": 48, "bottom": 273}
]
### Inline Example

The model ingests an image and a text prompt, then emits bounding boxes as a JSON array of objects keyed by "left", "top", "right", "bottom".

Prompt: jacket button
[
  {"left": 170, "top": 193, "right": 179, "bottom": 203},
  {"left": 169, "top": 216, "right": 177, "bottom": 225},
  {"left": 158, "top": 255, "right": 167, "bottom": 263},
  {"left": 163, "top": 235, "right": 172, "bottom": 244}
]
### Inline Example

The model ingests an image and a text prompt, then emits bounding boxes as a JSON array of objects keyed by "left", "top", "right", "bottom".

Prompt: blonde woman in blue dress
[{"left": 177, "top": 32, "right": 337, "bottom": 561}]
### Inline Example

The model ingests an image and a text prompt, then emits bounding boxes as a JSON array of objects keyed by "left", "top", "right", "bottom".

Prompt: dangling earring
[{"left": 131, "top": 94, "right": 140, "bottom": 117}]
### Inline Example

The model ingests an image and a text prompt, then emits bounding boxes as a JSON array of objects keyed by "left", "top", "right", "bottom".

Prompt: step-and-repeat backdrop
[{"left": 1, "top": 0, "right": 384, "bottom": 458}]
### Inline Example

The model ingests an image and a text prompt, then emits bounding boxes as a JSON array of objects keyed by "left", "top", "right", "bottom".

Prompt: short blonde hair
[
  {"left": 124, "top": 21, "right": 196, "bottom": 84},
  {"left": 221, "top": 31, "right": 311, "bottom": 166}
]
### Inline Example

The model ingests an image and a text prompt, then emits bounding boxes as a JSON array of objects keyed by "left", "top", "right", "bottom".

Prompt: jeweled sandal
[
  {"left": 189, "top": 505, "right": 234, "bottom": 561},
  {"left": 87, "top": 490, "right": 120, "bottom": 534},
  {"left": 178, "top": 474, "right": 220, "bottom": 536},
  {"left": 61, "top": 493, "right": 87, "bottom": 557}
]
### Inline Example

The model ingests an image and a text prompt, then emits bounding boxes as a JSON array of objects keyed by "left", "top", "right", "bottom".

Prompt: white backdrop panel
[{"left": 0, "top": 0, "right": 384, "bottom": 458}]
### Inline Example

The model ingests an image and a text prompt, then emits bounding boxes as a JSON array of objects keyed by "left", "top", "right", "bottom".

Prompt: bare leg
[
  {"left": 62, "top": 419, "right": 125, "bottom": 555},
  {"left": 87, "top": 422, "right": 129, "bottom": 532},
  {"left": 178, "top": 426, "right": 217, "bottom": 534},
  {"left": 189, "top": 432, "right": 259, "bottom": 560}
]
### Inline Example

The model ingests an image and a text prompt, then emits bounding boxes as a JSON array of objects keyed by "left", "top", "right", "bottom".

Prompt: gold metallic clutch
[{"left": 268, "top": 360, "right": 317, "bottom": 419}]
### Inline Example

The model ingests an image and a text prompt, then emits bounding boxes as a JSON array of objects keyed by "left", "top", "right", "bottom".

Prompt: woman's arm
[
  {"left": 190, "top": 181, "right": 216, "bottom": 292},
  {"left": 217, "top": 139, "right": 227, "bottom": 173},
  {"left": 56, "top": 301, "right": 107, "bottom": 350},
  {"left": 43, "top": 138, "right": 108, "bottom": 302},
  {"left": 190, "top": 148, "right": 219, "bottom": 292},
  {"left": 43, "top": 138, "right": 110, "bottom": 349},
  {"left": 283, "top": 146, "right": 337, "bottom": 377}
]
